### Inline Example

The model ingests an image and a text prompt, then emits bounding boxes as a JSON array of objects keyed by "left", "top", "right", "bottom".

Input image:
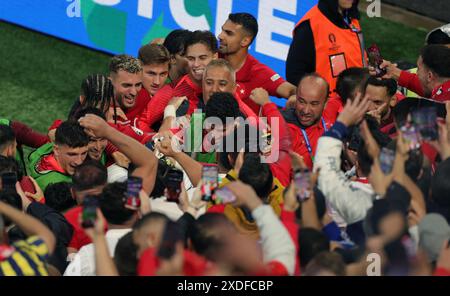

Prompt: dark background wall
[{"left": 382, "top": 0, "right": 450, "bottom": 23}]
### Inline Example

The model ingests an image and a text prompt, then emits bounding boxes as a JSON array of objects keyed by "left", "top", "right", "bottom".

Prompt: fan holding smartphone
[
  {"left": 200, "top": 164, "right": 218, "bottom": 202},
  {"left": 368, "top": 44, "right": 387, "bottom": 78}
]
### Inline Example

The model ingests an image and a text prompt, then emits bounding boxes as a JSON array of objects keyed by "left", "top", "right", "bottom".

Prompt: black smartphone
[
  {"left": 1, "top": 172, "right": 17, "bottom": 191},
  {"left": 165, "top": 168, "right": 184, "bottom": 203},
  {"left": 176, "top": 100, "right": 189, "bottom": 117},
  {"left": 81, "top": 196, "right": 98, "bottom": 229},
  {"left": 411, "top": 107, "right": 438, "bottom": 141},
  {"left": 157, "top": 220, "right": 182, "bottom": 260},
  {"left": 125, "top": 176, "right": 142, "bottom": 210},
  {"left": 294, "top": 169, "right": 311, "bottom": 202},
  {"left": 348, "top": 127, "right": 362, "bottom": 152},
  {"left": 200, "top": 164, "right": 218, "bottom": 202},
  {"left": 367, "top": 44, "right": 387, "bottom": 77}
]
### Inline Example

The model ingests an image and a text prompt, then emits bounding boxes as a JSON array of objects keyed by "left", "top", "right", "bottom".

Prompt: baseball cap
[{"left": 418, "top": 213, "right": 450, "bottom": 262}]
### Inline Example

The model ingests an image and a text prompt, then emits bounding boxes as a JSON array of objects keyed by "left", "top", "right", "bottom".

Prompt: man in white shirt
[{"left": 64, "top": 181, "right": 142, "bottom": 276}]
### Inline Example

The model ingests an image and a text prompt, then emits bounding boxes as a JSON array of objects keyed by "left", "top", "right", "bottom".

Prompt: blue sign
[{"left": 1, "top": 0, "right": 317, "bottom": 105}]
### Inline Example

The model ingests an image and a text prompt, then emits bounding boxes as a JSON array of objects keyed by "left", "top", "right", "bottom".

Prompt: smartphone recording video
[
  {"left": 165, "top": 168, "right": 184, "bottom": 203},
  {"left": 213, "top": 187, "right": 236, "bottom": 205},
  {"left": 125, "top": 176, "right": 143, "bottom": 210},
  {"left": 81, "top": 196, "right": 98, "bottom": 229},
  {"left": 379, "top": 147, "right": 395, "bottom": 174},
  {"left": 411, "top": 107, "right": 438, "bottom": 141},
  {"left": 201, "top": 164, "right": 218, "bottom": 202},
  {"left": 367, "top": 44, "right": 387, "bottom": 78},
  {"left": 400, "top": 124, "right": 421, "bottom": 150},
  {"left": 294, "top": 169, "right": 311, "bottom": 202},
  {"left": 157, "top": 220, "right": 183, "bottom": 260}
]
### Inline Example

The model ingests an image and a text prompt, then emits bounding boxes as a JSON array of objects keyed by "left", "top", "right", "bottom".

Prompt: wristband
[{"left": 164, "top": 105, "right": 176, "bottom": 119}]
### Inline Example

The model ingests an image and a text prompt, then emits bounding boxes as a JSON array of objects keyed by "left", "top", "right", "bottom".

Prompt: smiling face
[
  {"left": 110, "top": 70, "right": 143, "bottom": 110},
  {"left": 202, "top": 66, "right": 236, "bottom": 103},
  {"left": 54, "top": 144, "right": 89, "bottom": 175},
  {"left": 185, "top": 43, "right": 218, "bottom": 84}
]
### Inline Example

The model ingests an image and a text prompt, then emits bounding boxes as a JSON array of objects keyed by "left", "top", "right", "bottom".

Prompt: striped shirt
[{"left": 0, "top": 236, "right": 49, "bottom": 276}]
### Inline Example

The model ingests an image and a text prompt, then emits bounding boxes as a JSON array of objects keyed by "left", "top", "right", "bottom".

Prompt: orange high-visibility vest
[{"left": 294, "top": 5, "right": 367, "bottom": 92}]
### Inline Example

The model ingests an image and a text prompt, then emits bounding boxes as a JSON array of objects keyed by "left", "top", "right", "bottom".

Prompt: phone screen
[
  {"left": 157, "top": 221, "right": 182, "bottom": 260},
  {"left": 125, "top": 176, "right": 142, "bottom": 210},
  {"left": 294, "top": 169, "right": 311, "bottom": 202},
  {"left": 400, "top": 124, "right": 421, "bottom": 150},
  {"left": 379, "top": 147, "right": 395, "bottom": 174},
  {"left": 81, "top": 196, "right": 98, "bottom": 229},
  {"left": 165, "top": 168, "right": 184, "bottom": 203},
  {"left": 367, "top": 44, "right": 387, "bottom": 77},
  {"left": 1, "top": 172, "right": 17, "bottom": 191},
  {"left": 213, "top": 187, "right": 236, "bottom": 204},
  {"left": 411, "top": 107, "right": 438, "bottom": 141},
  {"left": 201, "top": 165, "right": 218, "bottom": 201}
]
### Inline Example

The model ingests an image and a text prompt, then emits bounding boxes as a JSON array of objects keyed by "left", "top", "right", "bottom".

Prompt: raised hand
[
  {"left": 337, "top": 92, "right": 371, "bottom": 127},
  {"left": 78, "top": 114, "right": 112, "bottom": 138},
  {"left": 249, "top": 88, "right": 270, "bottom": 106}
]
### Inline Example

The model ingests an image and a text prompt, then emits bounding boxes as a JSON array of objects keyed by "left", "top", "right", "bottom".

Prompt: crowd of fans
[{"left": 1, "top": 1, "right": 450, "bottom": 276}]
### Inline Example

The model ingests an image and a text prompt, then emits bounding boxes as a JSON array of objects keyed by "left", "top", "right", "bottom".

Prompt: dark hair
[
  {"left": 163, "top": 29, "right": 191, "bottom": 56},
  {"left": 71, "top": 74, "right": 114, "bottom": 119},
  {"left": 44, "top": 182, "right": 76, "bottom": 213},
  {"left": 0, "top": 191, "right": 22, "bottom": 226},
  {"left": 0, "top": 125, "right": 15, "bottom": 152},
  {"left": 73, "top": 107, "right": 107, "bottom": 121},
  {"left": 366, "top": 76, "right": 398, "bottom": 97},
  {"left": 72, "top": 160, "right": 107, "bottom": 192},
  {"left": 228, "top": 13, "right": 258, "bottom": 43},
  {"left": 431, "top": 158, "right": 450, "bottom": 208},
  {"left": 184, "top": 30, "right": 218, "bottom": 55},
  {"left": 217, "top": 124, "right": 262, "bottom": 171},
  {"left": 304, "top": 251, "right": 346, "bottom": 276},
  {"left": 99, "top": 182, "right": 136, "bottom": 225},
  {"left": 336, "top": 67, "right": 370, "bottom": 104},
  {"left": 420, "top": 45, "right": 450, "bottom": 78},
  {"left": 133, "top": 211, "right": 169, "bottom": 231},
  {"left": 356, "top": 115, "right": 392, "bottom": 176},
  {"left": 238, "top": 153, "right": 273, "bottom": 199},
  {"left": 55, "top": 121, "right": 89, "bottom": 148},
  {"left": 190, "top": 213, "right": 234, "bottom": 262},
  {"left": 0, "top": 156, "right": 20, "bottom": 178},
  {"left": 114, "top": 232, "right": 138, "bottom": 276},
  {"left": 138, "top": 44, "right": 170, "bottom": 66},
  {"left": 426, "top": 27, "right": 450, "bottom": 45},
  {"left": 205, "top": 92, "right": 241, "bottom": 124},
  {"left": 298, "top": 228, "right": 330, "bottom": 268}
]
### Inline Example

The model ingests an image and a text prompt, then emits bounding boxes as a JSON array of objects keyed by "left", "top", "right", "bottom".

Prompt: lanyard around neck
[{"left": 301, "top": 117, "right": 328, "bottom": 156}]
